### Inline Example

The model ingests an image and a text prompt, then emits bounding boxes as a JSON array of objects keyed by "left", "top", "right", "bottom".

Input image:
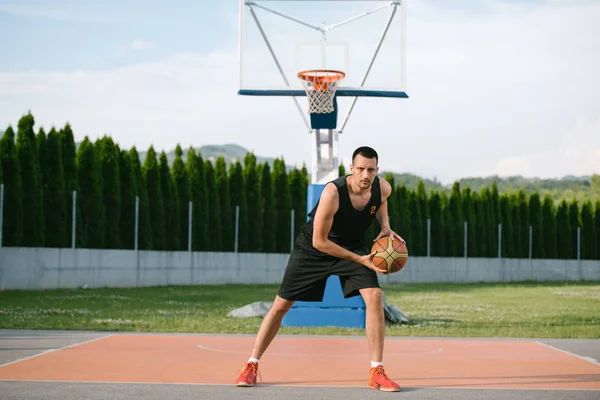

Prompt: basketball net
[{"left": 298, "top": 70, "right": 345, "bottom": 114}]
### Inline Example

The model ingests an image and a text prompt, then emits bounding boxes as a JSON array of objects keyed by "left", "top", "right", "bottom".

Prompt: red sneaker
[
  {"left": 235, "top": 361, "right": 261, "bottom": 387},
  {"left": 369, "top": 366, "right": 401, "bottom": 392}
]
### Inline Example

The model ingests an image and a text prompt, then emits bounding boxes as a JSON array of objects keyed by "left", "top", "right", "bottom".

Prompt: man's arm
[{"left": 312, "top": 183, "right": 365, "bottom": 263}]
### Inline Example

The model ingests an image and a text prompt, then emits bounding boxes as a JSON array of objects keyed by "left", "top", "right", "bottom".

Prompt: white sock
[
  {"left": 371, "top": 361, "right": 383, "bottom": 368},
  {"left": 248, "top": 357, "right": 260, "bottom": 364}
]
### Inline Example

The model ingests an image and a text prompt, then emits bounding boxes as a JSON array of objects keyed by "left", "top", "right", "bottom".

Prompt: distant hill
[{"left": 137, "top": 143, "right": 301, "bottom": 172}]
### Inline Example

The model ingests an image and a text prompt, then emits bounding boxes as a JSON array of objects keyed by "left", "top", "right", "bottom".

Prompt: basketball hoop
[{"left": 298, "top": 70, "right": 345, "bottom": 114}]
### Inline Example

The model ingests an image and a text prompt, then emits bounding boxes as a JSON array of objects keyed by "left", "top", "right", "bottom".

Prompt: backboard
[{"left": 238, "top": 0, "right": 408, "bottom": 130}]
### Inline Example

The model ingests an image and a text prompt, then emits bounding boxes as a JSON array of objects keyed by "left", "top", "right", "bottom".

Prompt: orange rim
[{"left": 298, "top": 69, "right": 345, "bottom": 90}]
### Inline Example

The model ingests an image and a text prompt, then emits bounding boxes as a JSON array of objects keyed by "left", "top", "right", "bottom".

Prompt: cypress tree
[
  {"left": 528, "top": 192, "right": 544, "bottom": 258},
  {"left": 228, "top": 160, "right": 248, "bottom": 252},
  {"left": 289, "top": 168, "right": 305, "bottom": 243},
  {"left": 272, "top": 158, "right": 291, "bottom": 253},
  {"left": 461, "top": 187, "right": 477, "bottom": 258},
  {"left": 59, "top": 123, "right": 78, "bottom": 243},
  {"left": 556, "top": 200, "right": 571, "bottom": 259},
  {"left": 171, "top": 145, "right": 190, "bottom": 250},
  {"left": 339, "top": 164, "right": 346, "bottom": 177},
  {"left": 119, "top": 150, "right": 136, "bottom": 249},
  {"left": 76, "top": 137, "right": 105, "bottom": 248},
  {"left": 260, "top": 162, "right": 276, "bottom": 253},
  {"left": 244, "top": 153, "right": 262, "bottom": 252},
  {"left": 428, "top": 190, "right": 445, "bottom": 257},
  {"left": 0, "top": 126, "right": 23, "bottom": 246},
  {"left": 408, "top": 190, "right": 424, "bottom": 256},
  {"left": 517, "top": 190, "right": 530, "bottom": 258},
  {"left": 36, "top": 128, "right": 49, "bottom": 246},
  {"left": 129, "top": 148, "right": 152, "bottom": 250},
  {"left": 595, "top": 201, "right": 600, "bottom": 260},
  {"left": 568, "top": 200, "right": 580, "bottom": 259},
  {"left": 215, "top": 157, "right": 233, "bottom": 250},
  {"left": 95, "top": 137, "right": 121, "bottom": 249},
  {"left": 473, "top": 191, "right": 487, "bottom": 257},
  {"left": 16, "top": 112, "right": 45, "bottom": 246},
  {"left": 160, "top": 152, "right": 180, "bottom": 251},
  {"left": 395, "top": 185, "right": 411, "bottom": 246},
  {"left": 541, "top": 194, "right": 557, "bottom": 259},
  {"left": 204, "top": 159, "right": 222, "bottom": 251},
  {"left": 448, "top": 182, "right": 464, "bottom": 256},
  {"left": 143, "top": 146, "right": 165, "bottom": 250},
  {"left": 43, "top": 128, "right": 68, "bottom": 247},
  {"left": 499, "top": 195, "right": 514, "bottom": 258},
  {"left": 580, "top": 200, "right": 596, "bottom": 260},
  {"left": 509, "top": 194, "right": 522, "bottom": 258}
]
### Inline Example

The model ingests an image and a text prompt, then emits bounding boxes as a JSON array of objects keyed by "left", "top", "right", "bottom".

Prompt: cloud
[
  {"left": 1, "top": 0, "right": 599, "bottom": 184},
  {"left": 130, "top": 40, "right": 156, "bottom": 51}
]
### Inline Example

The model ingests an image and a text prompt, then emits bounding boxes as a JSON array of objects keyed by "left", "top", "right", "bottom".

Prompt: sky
[{"left": 0, "top": 0, "right": 598, "bottom": 184}]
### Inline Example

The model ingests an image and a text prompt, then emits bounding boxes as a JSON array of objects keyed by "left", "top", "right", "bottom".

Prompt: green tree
[
  {"left": 428, "top": 190, "right": 445, "bottom": 257},
  {"left": 516, "top": 190, "right": 530, "bottom": 258},
  {"left": 143, "top": 146, "right": 165, "bottom": 250},
  {"left": 528, "top": 193, "right": 544, "bottom": 258},
  {"left": 244, "top": 153, "right": 262, "bottom": 252},
  {"left": 59, "top": 123, "right": 78, "bottom": 243},
  {"left": 95, "top": 137, "right": 121, "bottom": 249},
  {"left": 260, "top": 162, "right": 276, "bottom": 253},
  {"left": 16, "top": 113, "right": 45, "bottom": 246},
  {"left": 119, "top": 150, "right": 136, "bottom": 249},
  {"left": 272, "top": 158, "right": 291, "bottom": 253},
  {"left": 204, "top": 159, "right": 222, "bottom": 251},
  {"left": 473, "top": 192, "right": 486, "bottom": 257},
  {"left": 215, "top": 157, "right": 233, "bottom": 250},
  {"left": 160, "top": 152, "right": 180, "bottom": 251},
  {"left": 568, "top": 200, "right": 580, "bottom": 259},
  {"left": 129, "top": 148, "right": 152, "bottom": 250},
  {"left": 580, "top": 200, "right": 596, "bottom": 260},
  {"left": 76, "top": 137, "right": 105, "bottom": 248},
  {"left": 0, "top": 127, "right": 23, "bottom": 246},
  {"left": 556, "top": 200, "right": 571, "bottom": 259},
  {"left": 188, "top": 149, "right": 210, "bottom": 250},
  {"left": 339, "top": 164, "right": 346, "bottom": 177},
  {"left": 499, "top": 195, "right": 514, "bottom": 258},
  {"left": 229, "top": 160, "right": 247, "bottom": 252},
  {"left": 409, "top": 190, "right": 424, "bottom": 256},
  {"left": 447, "top": 182, "right": 464, "bottom": 256},
  {"left": 509, "top": 194, "right": 522, "bottom": 258},
  {"left": 541, "top": 194, "right": 557, "bottom": 259},
  {"left": 171, "top": 146, "right": 190, "bottom": 250},
  {"left": 289, "top": 168, "right": 306, "bottom": 243},
  {"left": 461, "top": 187, "right": 477, "bottom": 257},
  {"left": 595, "top": 201, "right": 600, "bottom": 260},
  {"left": 42, "top": 128, "right": 68, "bottom": 247}
]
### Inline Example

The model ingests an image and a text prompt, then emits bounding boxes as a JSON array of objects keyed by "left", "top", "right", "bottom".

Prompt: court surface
[{"left": 1, "top": 330, "right": 599, "bottom": 399}]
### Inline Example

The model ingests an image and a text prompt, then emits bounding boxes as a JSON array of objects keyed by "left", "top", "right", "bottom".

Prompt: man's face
[{"left": 350, "top": 154, "right": 379, "bottom": 189}]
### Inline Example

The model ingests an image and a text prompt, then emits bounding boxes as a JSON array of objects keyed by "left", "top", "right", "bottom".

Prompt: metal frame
[{"left": 239, "top": 0, "right": 406, "bottom": 184}]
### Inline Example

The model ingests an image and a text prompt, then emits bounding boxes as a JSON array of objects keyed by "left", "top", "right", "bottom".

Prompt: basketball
[{"left": 371, "top": 236, "right": 408, "bottom": 274}]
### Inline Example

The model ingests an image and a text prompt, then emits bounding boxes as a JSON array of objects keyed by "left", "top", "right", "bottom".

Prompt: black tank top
[{"left": 296, "top": 175, "right": 382, "bottom": 253}]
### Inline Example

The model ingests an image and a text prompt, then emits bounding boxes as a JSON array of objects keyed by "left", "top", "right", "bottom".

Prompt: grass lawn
[{"left": 0, "top": 281, "right": 599, "bottom": 338}]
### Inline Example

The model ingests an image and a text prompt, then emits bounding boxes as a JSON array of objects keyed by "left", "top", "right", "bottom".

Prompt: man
[{"left": 235, "top": 146, "right": 405, "bottom": 392}]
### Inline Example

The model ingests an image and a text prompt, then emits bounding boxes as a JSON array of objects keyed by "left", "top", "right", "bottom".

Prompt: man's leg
[
  {"left": 235, "top": 295, "right": 294, "bottom": 387},
  {"left": 249, "top": 295, "right": 294, "bottom": 359},
  {"left": 359, "top": 287, "right": 384, "bottom": 362}
]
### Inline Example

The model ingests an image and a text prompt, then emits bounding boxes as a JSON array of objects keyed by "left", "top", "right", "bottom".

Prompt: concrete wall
[{"left": 0, "top": 247, "right": 599, "bottom": 290}]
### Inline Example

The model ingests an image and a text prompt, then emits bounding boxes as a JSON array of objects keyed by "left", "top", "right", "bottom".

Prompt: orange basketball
[{"left": 371, "top": 236, "right": 408, "bottom": 274}]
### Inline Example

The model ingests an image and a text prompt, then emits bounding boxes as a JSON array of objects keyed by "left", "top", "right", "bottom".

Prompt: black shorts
[{"left": 277, "top": 247, "right": 380, "bottom": 302}]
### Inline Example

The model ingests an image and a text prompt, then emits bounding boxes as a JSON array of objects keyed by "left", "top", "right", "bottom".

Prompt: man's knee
[
  {"left": 271, "top": 295, "right": 295, "bottom": 314},
  {"left": 359, "top": 287, "right": 383, "bottom": 307}
]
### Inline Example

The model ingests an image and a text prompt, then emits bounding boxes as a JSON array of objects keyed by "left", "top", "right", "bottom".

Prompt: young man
[{"left": 235, "top": 146, "right": 405, "bottom": 392}]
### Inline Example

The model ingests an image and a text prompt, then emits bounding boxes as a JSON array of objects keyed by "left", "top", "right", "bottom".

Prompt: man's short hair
[{"left": 352, "top": 146, "right": 379, "bottom": 165}]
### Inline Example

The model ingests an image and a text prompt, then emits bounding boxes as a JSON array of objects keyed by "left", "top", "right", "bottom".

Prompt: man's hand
[
  {"left": 374, "top": 228, "right": 406, "bottom": 245},
  {"left": 357, "top": 250, "right": 388, "bottom": 274}
]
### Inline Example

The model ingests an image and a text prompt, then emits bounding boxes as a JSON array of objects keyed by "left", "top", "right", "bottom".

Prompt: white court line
[
  {"left": 196, "top": 344, "right": 444, "bottom": 356},
  {"left": 535, "top": 341, "right": 600, "bottom": 367},
  {"left": 0, "top": 378, "right": 598, "bottom": 391},
  {"left": 0, "top": 334, "right": 114, "bottom": 368}
]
